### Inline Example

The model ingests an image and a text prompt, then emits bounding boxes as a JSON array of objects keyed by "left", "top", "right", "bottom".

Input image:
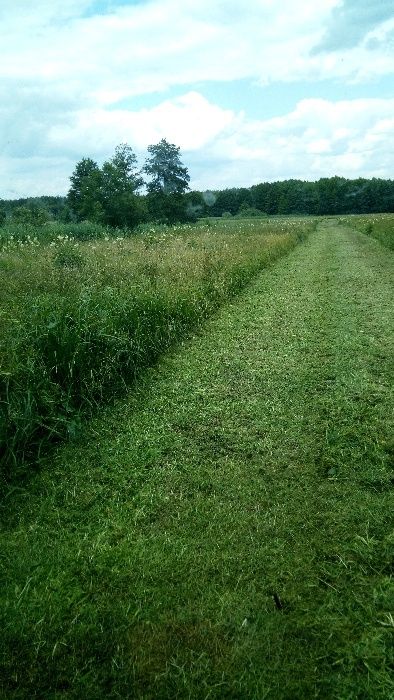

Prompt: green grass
[
  {"left": 338, "top": 213, "right": 394, "bottom": 250},
  {"left": 0, "top": 220, "right": 118, "bottom": 248},
  {"left": 0, "top": 218, "right": 312, "bottom": 482},
  {"left": 1, "top": 219, "right": 393, "bottom": 698}
]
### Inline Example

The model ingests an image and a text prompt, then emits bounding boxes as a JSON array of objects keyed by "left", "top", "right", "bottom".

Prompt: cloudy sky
[{"left": 1, "top": 0, "right": 394, "bottom": 198}]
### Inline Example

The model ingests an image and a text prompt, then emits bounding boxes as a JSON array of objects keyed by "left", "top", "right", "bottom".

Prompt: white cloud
[
  {"left": 2, "top": 93, "right": 394, "bottom": 197},
  {"left": 314, "top": 0, "right": 394, "bottom": 51},
  {"left": 190, "top": 97, "right": 394, "bottom": 188},
  {"left": 48, "top": 92, "right": 235, "bottom": 154},
  {"left": 4, "top": 0, "right": 391, "bottom": 99},
  {"left": 1, "top": 0, "right": 393, "bottom": 197},
  {"left": 199, "top": 97, "right": 394, "bottom": 188},
  {"left": 1, "top": 90, "right": 239, "bottom": 196},
  {"left": 306, "top": 139, "right": 332, "bottom": 154}
]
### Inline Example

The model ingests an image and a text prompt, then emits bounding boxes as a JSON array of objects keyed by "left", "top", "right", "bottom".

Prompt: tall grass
[
  {"left": 0, "top": 218, "right": 313, "bottom": 481},
  {"left": 0, "top": 220, "right": 117, "bottom": 249},
  {"left": 338, "top": 213, "right": 394, "bottom": 250}
]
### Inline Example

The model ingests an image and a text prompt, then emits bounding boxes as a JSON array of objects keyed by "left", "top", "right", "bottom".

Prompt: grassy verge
[
  {"left": 1, "top": 220, "right": 392, "bottom": 698},
  {"left": 338, "top": 213, "right": 394, "bottom": 250},
  {"left": 0, "top": 218, "right": 312, "bottom": 481}
]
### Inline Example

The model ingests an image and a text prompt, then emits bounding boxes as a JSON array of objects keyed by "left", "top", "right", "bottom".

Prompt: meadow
[
  {"left": 0, "top": 217, "right": 312, "bottom": 481},
  {"left": 1, "top": 215, "right": 393, "bottom": 699},
  {"left": 337, "top": 213, "right": 394, "bottom": 250}
]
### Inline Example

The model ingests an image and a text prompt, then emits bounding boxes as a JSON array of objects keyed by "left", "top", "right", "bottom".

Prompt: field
[
  {"left": 337, "top": 213, "right": 394, "bottom": 250},
  {"left": 0, "top": 217, "right": 311, "bottom": 479},
  {"left": 1, "top": 215, "right": 393, "bottom": 699}
]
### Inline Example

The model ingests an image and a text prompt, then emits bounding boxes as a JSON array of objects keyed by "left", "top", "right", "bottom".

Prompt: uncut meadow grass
[
  {"left": 0, "top": 217, "right": 313, "bottom": 480},
  {"left": 338, "top": 212, "right": 394, "bottom": 250}
]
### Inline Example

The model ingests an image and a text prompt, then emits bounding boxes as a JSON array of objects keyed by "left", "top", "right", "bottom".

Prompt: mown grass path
[{"left": 1, "top": 221, "right": 393, "bottom": 699}]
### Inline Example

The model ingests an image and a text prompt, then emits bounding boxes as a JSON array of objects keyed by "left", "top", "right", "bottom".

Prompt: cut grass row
[
  {"left": 1, "top": 220, "right": 392, "bottom": 698},
  {"left": 0, "top": 218, "right": 312, "bottom": 482}
]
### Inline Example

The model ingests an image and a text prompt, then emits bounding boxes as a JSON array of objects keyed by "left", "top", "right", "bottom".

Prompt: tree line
[
  {"left": 1, "top": 140, "right": 393, "bottom": 227},
  {"left": 0, "top": 139, "right": 191, "bottom": 228},
  {"left": 204, "top": 176, "right": 394, "bottom": 217}
]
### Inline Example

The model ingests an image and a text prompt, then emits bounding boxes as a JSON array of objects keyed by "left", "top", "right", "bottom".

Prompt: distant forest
[
  {"left": 1, "top": 176, "right": 394, "bottom": 226},
  {"left": 203, "top": 176, "right": 394, "bottom": 217}
]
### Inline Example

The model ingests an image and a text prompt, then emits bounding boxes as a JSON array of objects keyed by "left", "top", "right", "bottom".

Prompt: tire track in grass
[{"left": 1, "top": 222, "right": 393, "bottom": 699}]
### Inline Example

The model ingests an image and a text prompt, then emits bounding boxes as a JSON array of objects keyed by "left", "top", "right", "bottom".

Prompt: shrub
[
  {"left": 53, "top": 243, "right": 86, "bottom": 270},
  {"left": 236, "top": 207, "right": 267, "bottom": 218}
]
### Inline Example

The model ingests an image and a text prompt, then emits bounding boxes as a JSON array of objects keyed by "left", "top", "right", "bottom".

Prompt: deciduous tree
[
  {"left": 67, "top": 158, "right": 103, "bottom": 222},
  {"left": 143, "top": 139, "right": 190, "bottom": 223},
  {"left": 100, "top": 144, "right": 145, "bottom": 227},
  {"left": 67, "top": 146, "right": 146, "bottom": 228}
]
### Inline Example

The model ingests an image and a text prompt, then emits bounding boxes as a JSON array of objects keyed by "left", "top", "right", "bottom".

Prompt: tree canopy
[
  {"left": 67, "top": 158, "right": 103, "bottom": 222},
  {"left": 143, "top": 139, "right": 190, "bottom": 195},
  {"left": 6, "top": 146, "right": 390, "bottom": 229},
  {"left": 66, "top": 140, "right": 191, "bottom": 227},
  {"left": 192, "top": 176, "right": 394, "bottom": 218},
  {"left": 143, "top": 139, "right": 191, "bottom": 224},
  {"left": 100, "top": 144, "right": 145, "bottom": 228}
]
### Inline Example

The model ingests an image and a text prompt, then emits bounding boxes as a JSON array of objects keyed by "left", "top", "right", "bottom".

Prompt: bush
[
  {"left": 11, "top": 205, "right": 51, "bottom": 226},
  {"left": 235, "top": 207, "right": 267, "bottom": 218},
  {"left": 53, "top": 243, "right": 86, "bottom": 270}
]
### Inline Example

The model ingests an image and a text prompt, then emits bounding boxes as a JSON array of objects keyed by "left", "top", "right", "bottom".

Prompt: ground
[{"left": 1, "top": 219, "right": 393, "bottom": 699}]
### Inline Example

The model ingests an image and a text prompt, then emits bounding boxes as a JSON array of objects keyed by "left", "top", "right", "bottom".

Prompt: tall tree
[
  {"left": 100, "top": 144, "right": 145, "bottom": 227},
  {"left": 0, "top": 202, "right": 6, "bottom": 226},
  {"left": 143, "top": 139, "right": 190, "bottom": 223},
  {"left": 67, "top": 158, "right": 103, "bottom": 222},
  {"left": 144, "top": 139, "right": 190, "bottom": 195},
  {"left": 67, "top": 146, "right": 146, "bottom": 228}
]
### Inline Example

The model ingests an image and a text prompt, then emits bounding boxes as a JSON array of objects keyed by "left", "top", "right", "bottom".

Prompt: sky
[{"left": 1, "top": 0, "right": 394, "bottom": 198}]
